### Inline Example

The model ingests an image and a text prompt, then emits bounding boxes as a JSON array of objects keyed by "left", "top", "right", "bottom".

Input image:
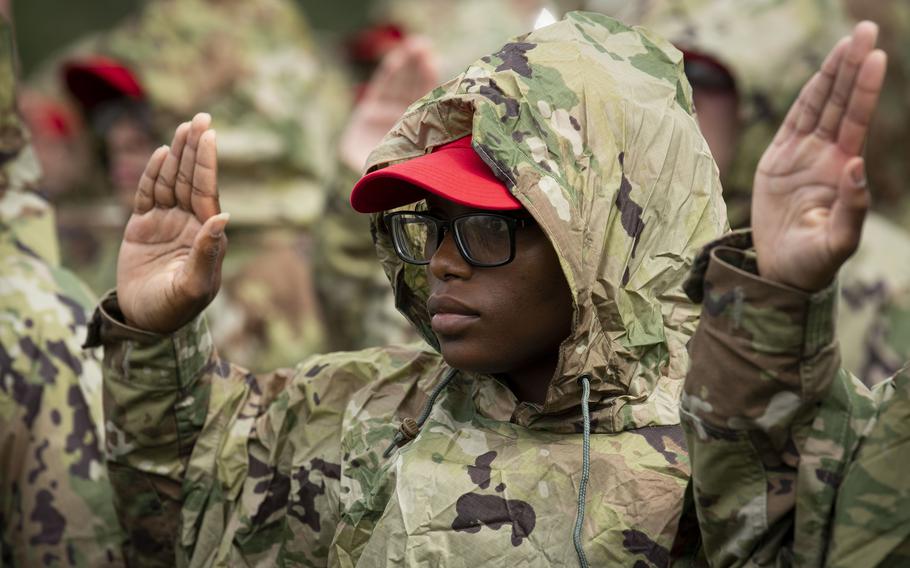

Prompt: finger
[
  {"left": 176, "top": 113, "right": 212, "bottom": 210},
  {"left": 828, "top": 156, "right": 869, "bottom": 263},
  {"left": 402, "top": 37, "right": 439, "bottom": 99},
  {"left": 795, "top": 37, "right": 849, "bottom": 134},
  {"left": 180, "top": 212, "right": 230, "bottom": 301},
  {"left": 134, "top": 146, "right": 169, "bottom": 213},
  {"left": 191, "top": 129, "right": 220, "bottom": 222},
  {"left": 365, "top": 41, "right": 410, "bottom": 102},
  {"left": 816, "top": 21, "right": 878, "bottom": 140},
  {"left": 152, "top": 122, "right": 190, "bottom": 208},
  {"left": 838, "top": 49, "right": 888, "bottom": 156},
  {"left": 772, "top": 75, "right": 812, "bottom": 146}
]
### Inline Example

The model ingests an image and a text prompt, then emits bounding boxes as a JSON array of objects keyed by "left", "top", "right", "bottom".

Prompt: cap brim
[{"left": 350, "top": 141, "right": 522, "bottom": 213}]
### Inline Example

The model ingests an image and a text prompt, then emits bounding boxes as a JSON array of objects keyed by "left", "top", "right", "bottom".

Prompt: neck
[{"left": 502, "top": 352, "right": 560, "bottom": 406}]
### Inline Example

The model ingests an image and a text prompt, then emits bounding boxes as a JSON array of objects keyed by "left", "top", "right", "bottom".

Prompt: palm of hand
[
  {"left": 115, "top": 113, "right": 228, "bottom": 334},
  {"left": 118, "top": 207, "right": 205, "bottom": 332},
  {"left": 754, "top": 134, "right": 853, "bottom": 291},
  {"left": 751, "top": 24, "right": 886, "bottom": 292}
]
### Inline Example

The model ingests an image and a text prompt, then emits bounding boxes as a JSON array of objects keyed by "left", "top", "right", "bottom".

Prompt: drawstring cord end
[
  {"left": 573, "top": 374, "right": 592, "bottom": 568},
  {"left": 382, "top": 368, "right": 458, "bottom": 459}
]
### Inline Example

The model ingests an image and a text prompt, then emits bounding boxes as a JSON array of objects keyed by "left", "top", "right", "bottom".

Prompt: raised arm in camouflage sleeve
[
  {"left": 85, "top": 294, "right": 215, "bottom": 566},
  {"left": 86, "top": 291, "right": 394, "bottom": 566},
  {"left": 680, "top": 233, "right": 878, "bottom": 566}
]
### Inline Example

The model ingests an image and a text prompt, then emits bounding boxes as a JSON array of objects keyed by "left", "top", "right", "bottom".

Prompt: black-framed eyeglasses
[{"left": 384, "top": 211, "right": 531, "bottom": 267}]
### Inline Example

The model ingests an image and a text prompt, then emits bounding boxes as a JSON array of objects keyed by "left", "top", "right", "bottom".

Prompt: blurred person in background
[
  {"left": 17, "top": 90, "right": 97, "bottom": 204},
  {"left": 28, "top": 0, "right": 351, "bottom": 372},
  {"left": 0, "top": 13, "right": 125, "bottom": 566},
  {"left": 47, "top": 57, "right": 157, "bottom": 296},
  {"left": 843, "top": 0, "right": 910, "bottom": 228},
  {"left": 596, "top": 0, "right": 910, "bottom": 387}
]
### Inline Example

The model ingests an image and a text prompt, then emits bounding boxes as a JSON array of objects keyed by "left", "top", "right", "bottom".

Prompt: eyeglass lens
[{"left": 390, "top": 214, "right": 513, "bottom": 265}]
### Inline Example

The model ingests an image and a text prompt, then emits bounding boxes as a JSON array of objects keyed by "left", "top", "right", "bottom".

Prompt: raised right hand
[
  {"left": 117, "top": 113, "right": 230, "bottom": 333},
  {"left": 752, "top": 22, "right": 886, "bottom": 292}
]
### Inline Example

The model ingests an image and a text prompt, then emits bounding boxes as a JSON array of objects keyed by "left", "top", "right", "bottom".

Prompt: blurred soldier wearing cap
[{"left": 40, "top": 0, "right": 351, "bottom": 371}]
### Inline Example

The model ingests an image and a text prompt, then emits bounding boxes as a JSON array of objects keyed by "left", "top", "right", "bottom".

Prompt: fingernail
[
  {"left": 851, "top": 163, "right": 867, "bottom": 188},
  {"left": 210, "top": 212, "right": 230, "bottom": 238}
]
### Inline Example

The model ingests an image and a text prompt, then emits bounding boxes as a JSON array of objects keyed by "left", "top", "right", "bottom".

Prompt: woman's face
[{"left": 423, "top": 195, "right": 573, "bottom": 401}]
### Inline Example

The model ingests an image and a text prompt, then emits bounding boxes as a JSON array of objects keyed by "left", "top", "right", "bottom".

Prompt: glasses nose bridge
[{"left": 433, "top": 218, "right": 454, "bottom": 249}]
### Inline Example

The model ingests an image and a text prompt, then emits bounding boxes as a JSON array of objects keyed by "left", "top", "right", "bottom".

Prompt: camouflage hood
[
  {"left": 61, "top": 0, "right": 350, "bottom": 227},
  {"left": 604, "top": 0, "right": 849, "bottom": 227},
  {"left": 366, "top": 12, "right": 727, "bottom": 433}
]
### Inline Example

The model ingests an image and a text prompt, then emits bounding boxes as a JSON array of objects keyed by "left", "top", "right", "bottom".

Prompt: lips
[{"left": 427, "top": 295, "right": 480, "bottom": 336}]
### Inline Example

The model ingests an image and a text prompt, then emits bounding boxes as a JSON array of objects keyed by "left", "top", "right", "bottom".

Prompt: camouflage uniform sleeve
[
  {"left": 681, "top": 231, "right": 876, "bottom": 567},
  {"left": 85, "top": 291, "right": 221, "bottom": 566},
  {"left": 827, "top": 367, "right": 910, "bottom": 566}
]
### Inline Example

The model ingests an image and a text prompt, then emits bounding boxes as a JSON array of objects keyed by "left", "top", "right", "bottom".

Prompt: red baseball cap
[
  {"left": 349, "top": 136, "right": 522, "bottom": 213},
  {"left": 63, "top": 56, "right": 145, "bottom": 115}
]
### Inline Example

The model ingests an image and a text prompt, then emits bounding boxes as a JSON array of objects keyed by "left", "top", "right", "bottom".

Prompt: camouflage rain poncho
[{"left": 90, "top": 13, "right": 726, "bottom": 566}]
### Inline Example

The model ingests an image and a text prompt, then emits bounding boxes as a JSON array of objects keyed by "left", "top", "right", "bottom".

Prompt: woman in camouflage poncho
[{"left": 87, "top": 11, "right": 875, "bottom": 567}]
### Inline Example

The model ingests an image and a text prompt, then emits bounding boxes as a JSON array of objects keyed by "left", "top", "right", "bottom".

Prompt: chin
[{"left": 438, "top": 339, "right": 506, "bottom": 375}]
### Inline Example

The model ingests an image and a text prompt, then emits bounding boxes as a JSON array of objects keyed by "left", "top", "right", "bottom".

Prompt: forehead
[{"left": 423, "top": 194, "right": 529, "bottom": 218}]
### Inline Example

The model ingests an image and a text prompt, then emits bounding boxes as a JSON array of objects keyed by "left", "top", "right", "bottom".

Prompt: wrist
[{"left": 755, "top": 258, "right": 835, "bottom": 294}]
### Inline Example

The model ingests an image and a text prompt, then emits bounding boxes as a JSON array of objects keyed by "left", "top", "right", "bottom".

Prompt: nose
[{"left": 428, "top": 230, "right": 472, "bottom": 281}]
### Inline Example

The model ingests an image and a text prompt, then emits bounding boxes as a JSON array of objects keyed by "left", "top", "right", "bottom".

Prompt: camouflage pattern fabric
[
  {"left": 46, "top": 0, "right": 352, "bottom": 369},
  {"left": 680, "top": 231, "right": 879, "bottom": 566},
  {"left": 372, "top": 0, "right": 549, "bottom": 80},
  {"left": 837, "top": 213, "right": 910, "bottom": 387},
  {"left": 827, "top": 367, "right": 910, "bottom": 566},
  {"left": 89, "top": 13, "right": 727, "bottom": 566},
  {"left": 0, "top": 17, "right": 125, "bottom": 567}
]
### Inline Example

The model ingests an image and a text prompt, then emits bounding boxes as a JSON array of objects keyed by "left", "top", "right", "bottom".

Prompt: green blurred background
[{"left": 14, "top": 0, "right": 372, "bottom": 77}]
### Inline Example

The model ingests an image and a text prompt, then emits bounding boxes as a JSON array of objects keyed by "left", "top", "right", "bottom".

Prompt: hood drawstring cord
[
  {"left": 573, "top": 374, "right": 592, "bottom": 568},
  {"left": 383, "top": 368, "right": 459, "bottom": 459}
]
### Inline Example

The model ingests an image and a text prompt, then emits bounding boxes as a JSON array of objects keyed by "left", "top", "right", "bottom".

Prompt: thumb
[
  {"left": 828, "top": 156, "right": 869, "bottom": 263},
  {"left": 182, "top": 212, "right": 230, "bottom": 300}
]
